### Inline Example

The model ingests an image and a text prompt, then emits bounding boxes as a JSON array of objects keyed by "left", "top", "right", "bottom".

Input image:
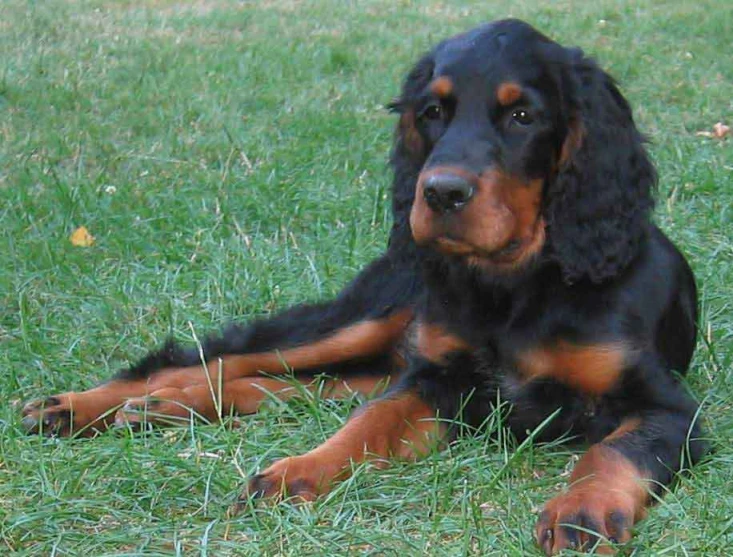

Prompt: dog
[{"left": 21, "top": 19, "right": 707, "bottom": 554}]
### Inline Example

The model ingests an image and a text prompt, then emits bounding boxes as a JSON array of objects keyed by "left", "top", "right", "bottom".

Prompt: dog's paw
[
  {"left": 113, "top": 389, "right": 193, "bottom": 430},
  {"left": 246, "top": 456, "right": 320, "bottom": 502},
  {"left": 235, "top": 454, "right": 343, "bottom": 510},
  {"left": 535, "top": 486, "right": 639, "bottom": 555},
  {"left": 21, "top": 387, "right": 128, "bottom": 437},
  {"left": 21, "top": 394, "right": 78, "bottom": 436}
]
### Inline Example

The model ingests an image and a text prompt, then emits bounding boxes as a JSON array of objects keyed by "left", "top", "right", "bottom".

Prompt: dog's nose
[{"left": 423, "top": 173, "right": 475, "bottom": 213}]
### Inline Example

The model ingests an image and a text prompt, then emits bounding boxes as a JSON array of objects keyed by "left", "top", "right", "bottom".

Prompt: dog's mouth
[
  {"left": 434, "top": 237, "right": 520, "bottom": 260},
  {"left": 431, "top": 218, "right": 546, "bottom": 269}
]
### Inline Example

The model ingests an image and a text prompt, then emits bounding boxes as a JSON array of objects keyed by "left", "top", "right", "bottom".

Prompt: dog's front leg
[
  {"left": 535, "top": 355, "right": 708, "bottom": 555},
  {"left": 242, "top": 389, "right": 442, "bottom": 503}
]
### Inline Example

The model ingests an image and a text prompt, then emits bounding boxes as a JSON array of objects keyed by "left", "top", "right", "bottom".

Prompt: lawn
[{"left": 1, "top": 0, "right": 731, "bottom": 554}]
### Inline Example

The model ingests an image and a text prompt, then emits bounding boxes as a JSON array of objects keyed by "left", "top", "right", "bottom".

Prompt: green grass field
[{"left": 1, "top": 0, "right": 732, "bottom": 554}]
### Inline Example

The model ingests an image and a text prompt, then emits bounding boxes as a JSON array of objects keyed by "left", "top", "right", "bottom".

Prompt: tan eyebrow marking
[
  {"left": 497, "top": 82, "right": 523, "bottom": 106},
  {"left": 430, "top": 76, "right": 453, "bottom": 97}
]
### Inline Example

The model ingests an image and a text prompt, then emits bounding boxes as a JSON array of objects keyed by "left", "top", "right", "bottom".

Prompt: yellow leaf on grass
[
  {"left": 695, "top": 121, "right": 730, "bottom": 139},
  {"left": 70, "top": 226, "right": 95, "bottom": 247}
]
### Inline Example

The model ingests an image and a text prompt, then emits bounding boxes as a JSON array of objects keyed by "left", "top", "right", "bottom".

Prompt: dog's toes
[
  {"left": 536, "top": 488, "right": 636, "bottom": 555},
  {"left": 233, "top": 456, "right": 323, "bottom": 511},
  {"left": 21, "top": 396, "right": 73, "bottom": 436},
  {"left": 114, "top": 393, "right": 193, "bottom": 430}
]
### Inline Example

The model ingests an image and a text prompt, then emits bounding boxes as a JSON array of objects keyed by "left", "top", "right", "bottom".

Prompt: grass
[{"left": 1, "top": 0, "right": 732, "bottom": 554}]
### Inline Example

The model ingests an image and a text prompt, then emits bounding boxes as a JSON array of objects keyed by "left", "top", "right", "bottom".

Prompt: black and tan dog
[{"left": 22, "top": 19, "right": 707, "bottom": 554}]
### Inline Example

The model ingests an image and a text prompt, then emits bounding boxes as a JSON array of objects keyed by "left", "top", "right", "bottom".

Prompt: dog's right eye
[
  {"left": 422, "top": 104, "right": 443, "bottom": 120},
  {"left": 510, "top": 108, "right": 534, "bottom": 126}
]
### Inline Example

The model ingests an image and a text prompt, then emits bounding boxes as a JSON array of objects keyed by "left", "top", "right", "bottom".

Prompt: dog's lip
[
  {"left": 433, "top": 237, "right": 476, "bottom": 256},
  {"left": 433, "top": 236, "right": 524, "bottom": 262},
  {"left": 430, "top": 215, "right": 545, "bottom": 265}
]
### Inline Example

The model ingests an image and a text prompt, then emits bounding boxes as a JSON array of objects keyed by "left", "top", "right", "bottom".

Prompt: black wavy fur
[{"left": 544, "top": 51, "right": 657, "bottom": 284}]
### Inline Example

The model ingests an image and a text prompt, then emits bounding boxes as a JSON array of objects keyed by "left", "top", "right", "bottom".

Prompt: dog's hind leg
[
  {"left": 21, "top": 252, "right": 419, "bottom": 436},
  {"left": 114, "top": 373, "right": 393, "bottom": 429}
]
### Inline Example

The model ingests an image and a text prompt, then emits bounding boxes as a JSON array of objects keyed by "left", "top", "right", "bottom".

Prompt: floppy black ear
[
  {"left": 386, "top": 54, "right": 435, "bottom": 248},
  {"left": 545, "top": 52, "right": 657, "bottom": 284},
  {"left": 388, "top": 54, "right": 435, "bottom": 164}
]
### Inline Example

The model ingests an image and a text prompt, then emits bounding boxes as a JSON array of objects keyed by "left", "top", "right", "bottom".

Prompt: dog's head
[{"left": 390, "top": 19, "right": 656, "bottom": 283}]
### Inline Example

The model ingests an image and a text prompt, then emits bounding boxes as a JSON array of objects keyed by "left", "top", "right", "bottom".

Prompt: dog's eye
[
  {"left": 511, "top": 109, "right": 534, "bottom": 126},
  {"left": 423, "top": 104, "right": 443, "bottom": 120}
]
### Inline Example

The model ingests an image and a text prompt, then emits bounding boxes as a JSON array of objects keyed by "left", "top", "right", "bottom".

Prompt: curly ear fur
[{"left": 545, "top": 53, "right": 657, "bottom": 284}]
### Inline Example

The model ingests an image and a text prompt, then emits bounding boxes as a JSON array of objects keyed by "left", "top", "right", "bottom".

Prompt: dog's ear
[
  {"left": 545, "top": 51, "right": 657, "bottom": 284},
  {"left": 387, "top": 54, "right": 435, "bottom": 245},
  {"left": 388, "top": 54, "right": 435, "bottom": 164}
]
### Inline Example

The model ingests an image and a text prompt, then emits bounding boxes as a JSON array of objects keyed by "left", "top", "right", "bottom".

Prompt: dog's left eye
[
  {"left": 423, "top": 104, "right": 443, "bottom": 120},
  {"left": 511, "top": 109, "right": 534, "bottom": 126}
]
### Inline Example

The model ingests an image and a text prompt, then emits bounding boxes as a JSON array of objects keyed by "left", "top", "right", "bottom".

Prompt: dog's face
[
  {"left": 395, "top": 19, "right": 654, "bottom": 282},
  {"left": 406, "top": 21, "right": 572, "bottom": 270}
]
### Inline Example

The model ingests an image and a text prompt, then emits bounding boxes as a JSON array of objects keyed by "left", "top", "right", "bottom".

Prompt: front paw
[
  {"left": 244, "top": 456, "right": 321, "bottom": 503},
  {"left": 237, "top": 453, "right": 347, "bottom": 510},
  {"left": 535, "top": 486, "right": 641, "bottom": 555}
]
